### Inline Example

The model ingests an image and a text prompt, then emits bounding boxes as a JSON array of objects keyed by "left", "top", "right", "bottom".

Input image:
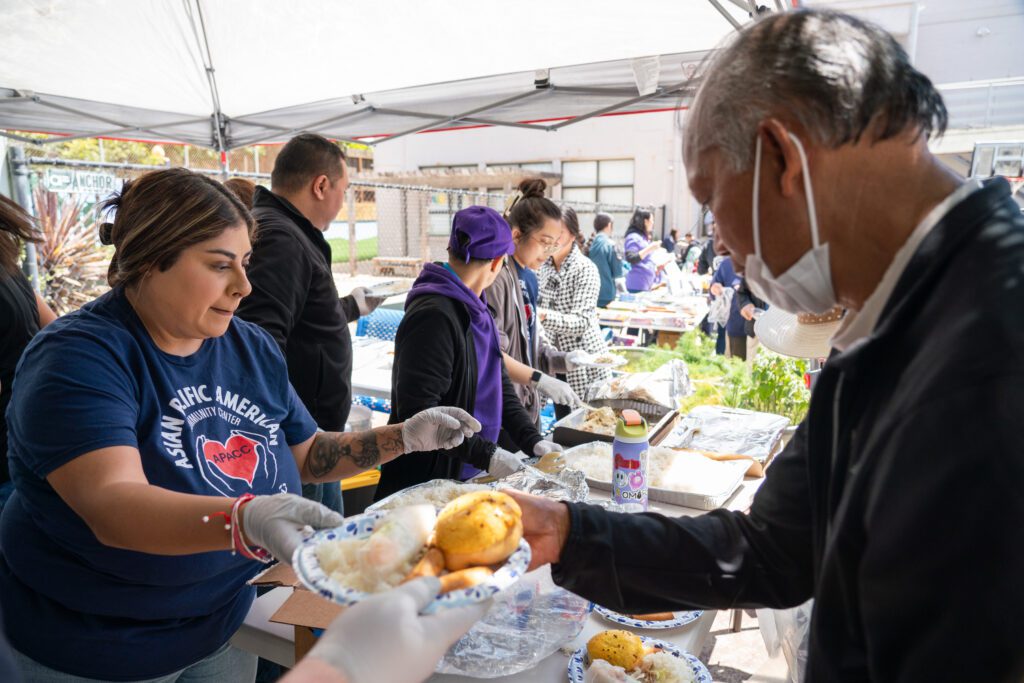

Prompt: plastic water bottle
[{"left": 612, "top": 409, "right": 649, "bottom": 512}]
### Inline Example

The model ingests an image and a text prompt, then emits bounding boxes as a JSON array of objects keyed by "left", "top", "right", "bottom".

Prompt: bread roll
[{"left": 434, "top": 491, "right": 523, "bottom": 571}]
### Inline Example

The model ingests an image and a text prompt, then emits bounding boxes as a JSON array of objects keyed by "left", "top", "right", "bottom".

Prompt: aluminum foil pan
[
  {"left": 436, "top": 566, "right": 591, "bottom": 678},
  {"left": 494, "top": 464, "right": 589, "bottom": 503}
]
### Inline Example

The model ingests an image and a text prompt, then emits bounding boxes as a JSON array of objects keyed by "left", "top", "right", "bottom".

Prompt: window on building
[
  {"left": 418, "top": 165, "right": 479, "bottom": 235},
  {"left": 561, "top": 159, "right": 634, "bottom": 206}
]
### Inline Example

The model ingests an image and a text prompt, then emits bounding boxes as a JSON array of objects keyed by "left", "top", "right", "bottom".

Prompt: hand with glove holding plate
[{"left": 243, "top": 406, "right": 481, "bottom": 561}]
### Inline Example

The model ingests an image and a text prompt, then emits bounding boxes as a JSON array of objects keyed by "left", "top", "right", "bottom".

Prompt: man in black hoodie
[
  {"left": 506, "top": 10, "right": 1024, "bottom": 683},
  {"left": 237, "top": 134, "right": 383, "bottom": 513}
]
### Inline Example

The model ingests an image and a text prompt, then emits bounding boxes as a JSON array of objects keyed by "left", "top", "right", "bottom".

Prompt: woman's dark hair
[
  {"left": 224, "top": 177, "right": 257, "bottom": 209},
  {"left": 98, "top": 168, "right": 255, "bottom": 288},
  {"left": 561, "top": 206, "right": 584, "bottom": 250},
  {"left": 593, "top": 213, "right": 613, "bottom": 233},
  {"left": 626, "top": 209, "right": 653, "bottom": 238},
  {"left": 504, "top": 178, "right": 561, "bottom": 237},
  {"left": 0, "top": 194, "right": 40, "bottom": 276}
]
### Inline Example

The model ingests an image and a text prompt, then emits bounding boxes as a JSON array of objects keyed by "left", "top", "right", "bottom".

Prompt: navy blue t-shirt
[
  {"left": 0, "top": 288, "right": 316, "bottom": 680},
  {"left": 513, "top": 259, "right": 539, "bottom": 363}
]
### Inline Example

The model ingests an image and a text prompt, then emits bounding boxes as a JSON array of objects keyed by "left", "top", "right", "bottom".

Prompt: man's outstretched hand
[{"left": 502, "top": 490, "right": 571, "bottom": 571}]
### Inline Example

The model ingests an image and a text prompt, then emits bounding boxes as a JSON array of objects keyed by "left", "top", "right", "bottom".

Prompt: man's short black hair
[
  {"left": 594, "top": 213, "right": 613, "bottom": 232},
  {"left": 271, "top": 133, "right": 347, "bottom": 194}
]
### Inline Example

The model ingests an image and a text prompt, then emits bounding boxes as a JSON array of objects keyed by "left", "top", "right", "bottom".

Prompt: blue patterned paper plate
[
  {"left": 593, "top": 604, "right": 703, "bottom": 630},
  {"left": 567, "top": 635, "right": 712, "bottom": 683},
  {"left": 292, "top": 510, "right": 531, "bottom": 614}
]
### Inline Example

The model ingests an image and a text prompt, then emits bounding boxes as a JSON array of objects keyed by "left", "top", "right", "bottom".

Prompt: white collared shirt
[{"left": 830, "top": 179, "right": 984, "bottom": 351}]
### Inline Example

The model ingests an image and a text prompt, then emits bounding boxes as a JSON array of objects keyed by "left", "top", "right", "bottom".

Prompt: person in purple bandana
[{"left": 376, "top": 206, "right": 560, "bottom": 500}]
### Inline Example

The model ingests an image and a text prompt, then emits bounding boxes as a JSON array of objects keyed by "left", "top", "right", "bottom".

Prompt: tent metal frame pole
[
  {"left": 547, "top": 81, "right": 689, "bottom": 131},
  {"left": 28, "top": 97, "right": 198, "bottom": 145},
  {"left": 370, "top": 89, "right": 549, "bottom": 145},
  {"left": 8, "top": 147, "right": 40, "bottom": 292},
  {"left": 549, "top": 85, "right": 648, "bottom": 97},
  {"left": 0, "top": 130, "right": 41, "bottom": 144},
  {"left": 183, "top": 0, "right": 228, "bottom": 175},
  {"left": 25, "top": 117, "right": 210, "bottom": 145},
  {"left": 228, "top": 107, "right": 375, "bottom": 148},
  {"left": 707, "top": 0, "right": 745, "bottom": 30}
]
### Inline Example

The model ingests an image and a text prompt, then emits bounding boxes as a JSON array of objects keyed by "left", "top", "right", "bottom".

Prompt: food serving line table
[
  {"left": 597, "top": 292, "right": 709, "bottom": 342},
  {"left": 233, "top": 477, "right": 764, "bottom": 680}
]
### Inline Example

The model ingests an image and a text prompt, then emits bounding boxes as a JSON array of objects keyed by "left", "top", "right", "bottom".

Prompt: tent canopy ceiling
[{"left": 0, "top": 0, "right": 755, "bottom": 149}]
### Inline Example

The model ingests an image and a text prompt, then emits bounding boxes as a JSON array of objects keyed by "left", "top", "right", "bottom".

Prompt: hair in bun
[{"left": 505, "top": 177, "right": 561, "bottom": 237}]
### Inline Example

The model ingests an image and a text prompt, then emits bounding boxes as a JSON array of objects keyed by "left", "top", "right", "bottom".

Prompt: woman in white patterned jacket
[{"left": 538, "top": 207, "right": 611, "bottom": 405}]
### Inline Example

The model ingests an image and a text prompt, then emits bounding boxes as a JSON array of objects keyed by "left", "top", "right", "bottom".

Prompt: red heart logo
[{"left": 203, "top": 434, "right": 260, "bottom": 486}]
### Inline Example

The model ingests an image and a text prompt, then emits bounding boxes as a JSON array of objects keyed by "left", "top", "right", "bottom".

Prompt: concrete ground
[{"left": 698, "top": 610, "right": 782, "bottom": 682}]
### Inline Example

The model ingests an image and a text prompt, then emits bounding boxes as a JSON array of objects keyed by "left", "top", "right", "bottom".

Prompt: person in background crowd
[
  {"left": 377, "top": 206, "right": 560, "bottom": 499},
  {"left": 504, "top": 9, "right": 1024, "bottom": 682},
  {"left": 538, "top": 207, "right": 609, "bottom": 417},
  {"left": 0, "top": 168, "right": 477, "bottom": 682},
  {"left": 485, "top": 179, "right": 582, "bottom": 433},
  {"left": 236, "top": 133, "right": 385, "bottom": 515},
  {"left": 0, "top": 196, "right": 56, "bottom": 512},
  {"left": 660, "top": 227, "right": 678, "bottom": 255},
  {"left": 224, "top": 177, "right": 257, "bottom": 209},
  {"left": 586, "top": 212, "right": 624, "bottom": 308},
  {"left": 709, "top": 255, "right": 750, "bottom": 360},
  {"left": 696, "top": 211, "right": 717, "bottom": 276},
  {"left": 623, "top": 208, "right": 664, "bottom": 292},
  {"left": 736, "top": 277, "right": 768, "bottom": 360},
  {"left": 679, "top": 230, "right": 701, "bottom": 268}
]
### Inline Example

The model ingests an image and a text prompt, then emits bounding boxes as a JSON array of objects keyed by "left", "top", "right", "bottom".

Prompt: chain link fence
[{"left": 10, "top": 138, "right": 657, "bottom": 310}]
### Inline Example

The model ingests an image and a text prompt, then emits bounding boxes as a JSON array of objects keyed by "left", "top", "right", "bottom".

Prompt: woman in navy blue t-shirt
[{"left": 0, "top": 169, "right": 478, "bottom": 682}]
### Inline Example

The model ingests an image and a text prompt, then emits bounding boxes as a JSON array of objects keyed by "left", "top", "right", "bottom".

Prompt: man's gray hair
[{"left": 684, "top": 9, "right": 948, "bottom": 173}]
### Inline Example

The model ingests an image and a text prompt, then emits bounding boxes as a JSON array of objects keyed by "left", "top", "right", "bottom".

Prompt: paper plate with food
[
  {"left": 573, "top": 352, "right": 628, "bottom": 369},
  {"left": 294, "top": 491, "right": 530, "bottom": 613},
  {"left": 593, "top": 605, "right": 703, "bottom": 630},
  {"left": 568, "top": 630, "right": 711, "bottom": 683}
]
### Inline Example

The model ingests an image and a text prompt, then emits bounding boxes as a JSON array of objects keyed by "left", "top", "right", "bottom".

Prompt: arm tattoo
[{"left": 307, "top": 426, "right": 405, "bottom": 480}]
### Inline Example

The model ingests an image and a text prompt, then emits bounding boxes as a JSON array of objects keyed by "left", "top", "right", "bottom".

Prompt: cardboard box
[{"left": 250, "top": 563, "right": 344, "bottom": 662}]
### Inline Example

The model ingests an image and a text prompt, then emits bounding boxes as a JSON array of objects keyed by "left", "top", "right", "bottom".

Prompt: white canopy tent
[{"left": 0, "top": 0, "right": 766, "bottom": 151}]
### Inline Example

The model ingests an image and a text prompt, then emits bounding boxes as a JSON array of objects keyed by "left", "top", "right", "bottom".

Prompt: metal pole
[
  {"left": 8, "top": 146, "right": 40, "bottom": 292},
  {"left": 347, "top": 185, "right": 358, "bottom": 277}
]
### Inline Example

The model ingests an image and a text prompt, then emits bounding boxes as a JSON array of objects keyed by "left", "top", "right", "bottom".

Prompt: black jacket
[
  {"left": 551, "top": 179, "right": 1024, "bottom": 682},
  {"left": 697, "top": 237, "right": 715, "bottom": 275},
  {"left": 237, "top": 187, "right": 360, "bottom": 431},
  {"left": 376, "top": 292, "right": 542, "bottom": 500}
]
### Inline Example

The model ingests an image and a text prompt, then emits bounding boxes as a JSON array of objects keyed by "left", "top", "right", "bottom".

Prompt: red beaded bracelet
[{"left": 201, "top": 493, "right": 272, "bottom": 563}]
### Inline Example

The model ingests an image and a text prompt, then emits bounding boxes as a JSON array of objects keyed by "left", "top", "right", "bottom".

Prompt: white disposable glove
[
  {"left": 305, "top": 576, "right": 489, "bottom": 683},
  {"left": 564, "top": 349, "right": 589, "bottom": 371},
  {"left": 533, "top": 440, "right": 563, "bottom": 457},
  {"left": 535, "top": 373, "right": 581, "bottom": 407},
  {"left": 350, "top": 286, "right": 386, "bottom": 317},
  {"left": 614, "top": 278, "right": 627, "bottom": 294},
  {"left": 241, "top": 494, "right": 343, "bottom": 562},
  {"left": 402, "top": 407, "right": 481, "bottom": 453},
  {"left": 487, "top": 447, "right": 526, "bottom": 479}
]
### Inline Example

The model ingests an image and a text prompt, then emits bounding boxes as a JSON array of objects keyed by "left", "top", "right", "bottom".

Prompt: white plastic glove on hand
[
  {"left": 533, "top": 440, "right": 563, "bottom": 457},
  {"left": 487, "top": 447, "right": 526, "bottom": 479},
  {"left": 306, "top": 576, "right": 489, "bottom": 683},
  {"left": 241, "top": 493, "right": 343, "bottom": 562},
  {"left": 402, "top": 407, "right": 481, "bottom": 453},
  {"left": 350, "top": 286, "right": 386, "bottom": 317},
  {"left": 535, "top": 373, "right": 581, "bottom": 407},
  {"left": 564, "top": 349, "right": 589, "bottom": 372}
]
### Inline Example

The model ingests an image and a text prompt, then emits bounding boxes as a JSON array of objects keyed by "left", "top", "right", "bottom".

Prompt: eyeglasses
[{"left": 530, "top": 234, "right": 563, "bottom": 254}]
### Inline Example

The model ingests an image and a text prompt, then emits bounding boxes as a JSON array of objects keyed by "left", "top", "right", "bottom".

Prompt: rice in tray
[
  {"left": 373, "top": 480, "right": 492, "bottom": 511},
  {"left": 563, "top": 442, "right": 742, "bottom": 495}
]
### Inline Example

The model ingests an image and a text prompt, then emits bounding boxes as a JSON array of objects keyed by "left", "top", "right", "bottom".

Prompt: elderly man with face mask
[{"left": 504, "top": 9, "right": 1024, "bottom": 683}]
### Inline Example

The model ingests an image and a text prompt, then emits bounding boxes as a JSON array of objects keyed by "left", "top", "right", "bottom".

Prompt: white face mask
[{"left": 744, "top": 133, "right": 837, "bottom": 315}]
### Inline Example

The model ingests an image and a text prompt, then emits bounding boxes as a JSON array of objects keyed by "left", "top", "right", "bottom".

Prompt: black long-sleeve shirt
[{"left": 551, "top": 179, "right": 1024, "bottom": 682}]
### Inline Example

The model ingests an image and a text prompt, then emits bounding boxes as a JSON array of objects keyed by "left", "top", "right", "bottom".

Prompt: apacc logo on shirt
[{"left": 159, "top": 384, "right": 288, "bottom": 496}]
